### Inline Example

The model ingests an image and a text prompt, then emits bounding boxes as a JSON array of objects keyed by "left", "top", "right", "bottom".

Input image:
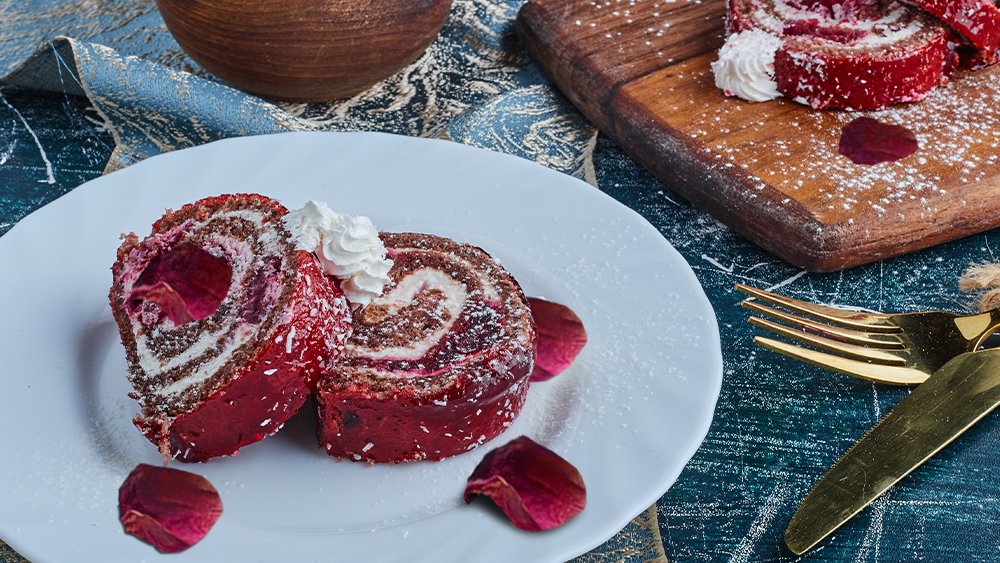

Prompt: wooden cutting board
[{"left": 516, "top": 0, "right": 1000, "bottom": 272}]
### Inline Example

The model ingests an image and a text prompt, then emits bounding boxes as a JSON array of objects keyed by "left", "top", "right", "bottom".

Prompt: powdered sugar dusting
[
  {"left": 680, "top": 65, "right": 1000, "bottom": 224},
  {"left": 515, "top": 217, "right": 712, "bottom": 451}
]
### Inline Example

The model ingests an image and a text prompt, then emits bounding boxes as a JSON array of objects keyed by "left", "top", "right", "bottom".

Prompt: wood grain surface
[{"left": 516, "top": 0, "right": 1000, "bottom": 271}]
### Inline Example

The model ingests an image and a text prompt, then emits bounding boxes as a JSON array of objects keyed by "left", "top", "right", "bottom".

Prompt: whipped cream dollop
[
  {"left": 284, "top": 200, "right": 393, "bottom": 309},
  {"left": 711, "top": 29, "right": 784, "bottom": 102}
]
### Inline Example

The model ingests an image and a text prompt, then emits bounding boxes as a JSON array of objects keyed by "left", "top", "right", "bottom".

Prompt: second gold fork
[{"left": 736, "top": 283, "right": 1000, "bottom": 385}]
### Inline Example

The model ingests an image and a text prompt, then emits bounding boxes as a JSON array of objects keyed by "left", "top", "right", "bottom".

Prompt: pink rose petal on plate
[
  {"left": 528, "top": 297, "right": 587, "bottom": 382},
  {"left": 129, "top": 241, "right": 232, "bottom": 325},
  {"left": 838, "top": 117, "right": 918, "bottom": 165},
  {"left": 464, "top": 436, "right": 586, "bottom": 531},
  {"left": 119, "top": 464, "right": 223, "bottom": 553}
]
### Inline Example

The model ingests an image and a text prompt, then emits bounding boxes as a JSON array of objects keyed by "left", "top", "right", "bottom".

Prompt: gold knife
[{"left": 785, "top": 348, "right": 1000, "bottom": 554}]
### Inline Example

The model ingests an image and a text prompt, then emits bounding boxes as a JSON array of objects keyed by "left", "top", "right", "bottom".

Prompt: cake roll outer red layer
[
  {"left": 775, "top": 34, "right": 958, "bottom": 110},
  {"left": 136, "top": 251, "right": 350, "bottom": 462},
  {"left": 316, "top": 233, "right": 537, "bottom": 464},
  {"left": 900, "top": 0, "right": 1000, "bottom": 67},
  {"left": 317, "top": 354, "right": 532, "bottom": 464},
  {"left": 727, "top": 0, "right": 961, "bottom": 110}
]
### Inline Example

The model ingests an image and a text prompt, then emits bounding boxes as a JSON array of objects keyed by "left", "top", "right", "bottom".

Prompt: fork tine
[
  {"left": 749, "top": 317, "right": 907, "bottom": 364},
  {"left": 754, "top": 336, "right": 928, "bottom": 386},
  {"left": 736, "top": 283, "right": 898, "bottom": 332},
  {"left": 744, "top": 301, "right": 904, "bottom": 348}
]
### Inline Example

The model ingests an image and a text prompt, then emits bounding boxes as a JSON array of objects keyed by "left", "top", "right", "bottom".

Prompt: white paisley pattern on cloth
[{"left": 0, "top": 0, "right": 597, "bottom": 180}]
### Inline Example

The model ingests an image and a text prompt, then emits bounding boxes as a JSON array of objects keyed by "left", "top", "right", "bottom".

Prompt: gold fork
[{"left": 736, "top": 283, "right": 1000, "bottom": 385}]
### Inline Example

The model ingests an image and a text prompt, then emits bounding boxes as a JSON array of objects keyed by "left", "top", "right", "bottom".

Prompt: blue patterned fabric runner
[{"left": 0, "top": 0, "right": 595, "bottom": 178}]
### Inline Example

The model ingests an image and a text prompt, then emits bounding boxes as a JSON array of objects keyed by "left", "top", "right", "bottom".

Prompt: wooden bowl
[{"left": 156, "top": 0, "right": 453, "bottom": 102}]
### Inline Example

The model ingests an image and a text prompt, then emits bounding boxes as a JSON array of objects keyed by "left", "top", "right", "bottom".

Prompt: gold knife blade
[{"left": 785, "top": 348, "right": 1000, "bottom": 555}]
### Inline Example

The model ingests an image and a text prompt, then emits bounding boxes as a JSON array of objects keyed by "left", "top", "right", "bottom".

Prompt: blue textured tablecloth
[{"left": 4, "top": 1, "right": 1000, "bottom": 562}]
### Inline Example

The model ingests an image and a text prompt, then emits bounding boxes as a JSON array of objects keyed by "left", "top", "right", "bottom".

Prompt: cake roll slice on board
[
  {"left": 899, "top": 0, "right": 1000, "bottom": 67},
  {"left": 725, "top": 0, "right": 960, "bottom": 109}
]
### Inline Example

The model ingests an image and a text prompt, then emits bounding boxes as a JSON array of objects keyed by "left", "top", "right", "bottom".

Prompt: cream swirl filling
[
  {"left": 124, "top": 209, "right": 289, "bottom": 400},
  {"left": 348, "top": 268, "right": 467, "bottom": 361}
]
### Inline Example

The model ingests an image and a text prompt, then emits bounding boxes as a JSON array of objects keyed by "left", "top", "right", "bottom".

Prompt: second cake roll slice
[{"left": 317, "top": 232, "right": 537, "bottom": 464}]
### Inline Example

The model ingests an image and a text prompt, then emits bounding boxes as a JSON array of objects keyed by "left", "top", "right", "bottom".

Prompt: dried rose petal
[
  {"left": 464, "top": 436, "right": 586, "bottom": 531},
  {"left": 129, "top": 242, "right": 232, "bottom": 325},
  {"left": 119, "top": 464, "right": 223, "bottom": 553},
  {"left": 838, "top": 117, "right": 918, "bottom": 165},
  {"left": 528, "top": 297, "right": 587, "bottom": 382}
]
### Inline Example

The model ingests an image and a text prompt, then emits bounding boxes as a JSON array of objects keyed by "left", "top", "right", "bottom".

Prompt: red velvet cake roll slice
[
  {"left": 316, "top": 233, "right": 537, "bottom": 464},
  {"left": 110, "top": 194, "right": 351, "bottom": 462},
  {"left": 900, "top": 0, "right": 1000, "bottom": 67},
  {"left": 725, "top": 0, "right": 959, "bottom": 110}
]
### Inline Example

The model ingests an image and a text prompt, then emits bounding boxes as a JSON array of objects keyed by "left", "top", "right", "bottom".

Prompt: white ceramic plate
[{"left": 0, "top": 132, "right": 721, "bottom": 563}]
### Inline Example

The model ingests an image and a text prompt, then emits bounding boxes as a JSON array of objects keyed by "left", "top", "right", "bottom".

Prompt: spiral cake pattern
[
  {"left": 110, "top": 194, "right": 351, "bottom": 462},
  {"left": 317, "top": 232, "right": 537, "bottom": 464}
]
